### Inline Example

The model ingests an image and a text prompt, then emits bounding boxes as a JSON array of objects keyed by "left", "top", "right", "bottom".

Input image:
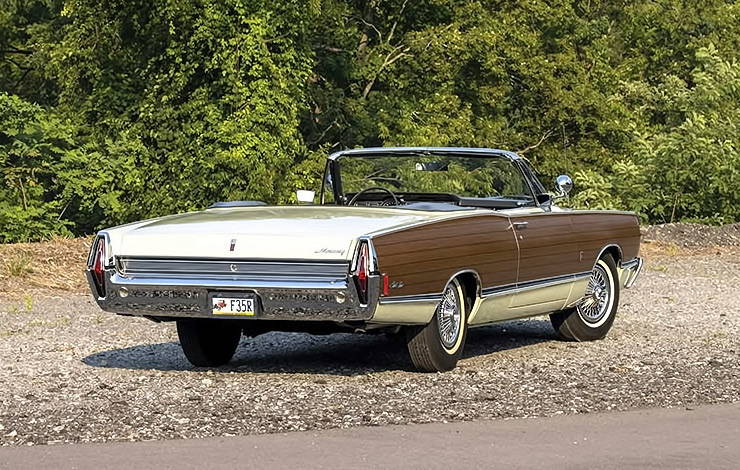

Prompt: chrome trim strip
[
  {"left": 365, "top": 210, "right": 504, "bottom": 238},
  {"left": 380, "top": 293, "right": 443, "bottom": 304},
  {"left": 382, "top": 272, "right": 593, "bottom": 305},
  {"left": 622, "top": 257, "right": 643, "bottom": 289},
  {"left": 109, "top": 273, "right": 349, "bottom": 290},
  {"left": 87, "top": 232, "right": 114, "bottom": 268},
  {"left": 621, "top": 258, "right": 640, "bottom": 269},
  {"left": 355, "top": 236, "right": 379, "bottom": 273},
  {"left": 594, "top": 244, "right": 624, "bottom": 268},
  {"left": 501, "top": 210, "right": 638, "bottom": 217},
  {"left": 518, "top": 272, "right": 592, "bottom": 290},
  {"left": 329, "top": 147, "right": 523, "bottom": 162},
  {"left": 481, "top": 282, "right": 517, "bottom": 297},
  {"left": 117, "top": 257, "right": 349, "bottom": 281},
  {"left": 481, "top": 271, "right": 592, "bottom": 298}
]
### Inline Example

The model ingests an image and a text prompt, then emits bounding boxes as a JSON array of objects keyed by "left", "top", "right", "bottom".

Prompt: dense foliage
[{"left": 1, "top": 0, "right": 738, "bottom": 241}]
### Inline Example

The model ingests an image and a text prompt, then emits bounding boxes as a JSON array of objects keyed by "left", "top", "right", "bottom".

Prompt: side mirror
[
  {"left": 554, "top": 174, "right": 573, "bottom": 200},
  {"left": 296, "top": 190, "right": 315, "bottom": 204}
]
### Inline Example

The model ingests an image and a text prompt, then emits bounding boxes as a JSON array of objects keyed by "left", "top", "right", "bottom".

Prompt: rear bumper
[
  {"left": 618, "top": 257, "right": 643, "bottom": 289},
  {"left": 87, "top": 269, "right": 379, "bottom": 321}
]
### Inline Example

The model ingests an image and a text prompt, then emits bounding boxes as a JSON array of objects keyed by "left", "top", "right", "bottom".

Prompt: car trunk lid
[{"left": 116, "top": 206, "right": 451, "bottom": 261}]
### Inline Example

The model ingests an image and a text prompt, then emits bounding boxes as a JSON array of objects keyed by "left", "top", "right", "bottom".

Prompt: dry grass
[
  {"left": 2, "top": 251, "right": 34, "bottom": 278},
  {"left": 641, "top": 240, "right": 740, "bottom": 259},
  {"left": 0, "top": 237, "right": 92, "bottom": 297}
]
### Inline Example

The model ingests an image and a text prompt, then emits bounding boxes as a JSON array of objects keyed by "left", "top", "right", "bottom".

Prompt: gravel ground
[
  {"left": 643, "top": 222, "right": 740, "bottom": 247},
  {"left": 1, "top": 240, "right": 739, "bottom": 446}
]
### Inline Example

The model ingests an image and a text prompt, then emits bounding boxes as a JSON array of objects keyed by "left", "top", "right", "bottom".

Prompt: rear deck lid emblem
[{"left": 229, "top": 238, "right": 237, "bottom": 252}]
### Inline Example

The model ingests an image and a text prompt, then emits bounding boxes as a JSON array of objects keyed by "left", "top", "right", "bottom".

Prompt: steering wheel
[{"left": 348, "top": 187, "right": 400, "bottom": 206}]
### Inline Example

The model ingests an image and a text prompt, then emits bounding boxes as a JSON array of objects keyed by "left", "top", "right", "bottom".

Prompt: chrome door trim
[
  {"left": 379, "top": 292, "right": 444, "bottom": 304},
  {"left": 481, "top": 271, "right": 591, "bottom": 299}
]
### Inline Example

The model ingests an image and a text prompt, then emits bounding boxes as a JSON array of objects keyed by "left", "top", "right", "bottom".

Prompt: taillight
[
  {"left": 352, "top": 240, "right": 375, "bottom": 304},
  {"left": 353, "top": 241, "right": 371, "bottom": 304},
  {"left": 91, "top": 238, "right": 107, "bottom": 297}
]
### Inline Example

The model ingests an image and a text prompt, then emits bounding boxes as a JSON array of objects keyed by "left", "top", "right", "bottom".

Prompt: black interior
[{"left": 345, "top": 191, "right": 534, "bottom": 210}]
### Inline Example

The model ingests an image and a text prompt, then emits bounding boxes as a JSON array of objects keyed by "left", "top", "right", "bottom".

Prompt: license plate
[{"left": 211, "top": 296, "right": 256, "bottom": 316}]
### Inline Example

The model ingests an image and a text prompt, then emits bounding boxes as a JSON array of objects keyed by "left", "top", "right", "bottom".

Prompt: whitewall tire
[
  {"left": 405, "top": 278, "right": 468, "bottom": 372},
  {"left": 550, "top": 254, "right": 620, "bottom": 341}
]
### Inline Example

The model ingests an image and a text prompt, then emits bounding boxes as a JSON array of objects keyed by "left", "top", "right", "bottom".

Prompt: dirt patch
[
  {"left": 0, "top": 238, "right": 91, "bottom": 296},
  {"left": 642, "top": 223, "right": 740, "bottom": 248}
]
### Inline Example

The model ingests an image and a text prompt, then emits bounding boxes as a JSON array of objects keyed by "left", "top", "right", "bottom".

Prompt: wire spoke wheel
[
  {"left": 550, "top": 254, "right": 620, "bottom": 341},
  {"left": 577, "top": 263, "right": 613, "bottom": 327},
  {"left": 437, "top": 284, "right": 462, "bottom": 350}
]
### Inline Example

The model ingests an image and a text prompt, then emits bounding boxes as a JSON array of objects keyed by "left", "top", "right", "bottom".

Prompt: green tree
[
  {"left": 1, "top": 0, "right": 739, "bottom": 242},
  {"left": 0, "top": 92, "right": 80, "bottom": 242},
  {"left": 43, "top": 0, "right": 318, "bottom": 227},
  {"left": 632, "top": 46, "right": 739, "bottom": 223}
]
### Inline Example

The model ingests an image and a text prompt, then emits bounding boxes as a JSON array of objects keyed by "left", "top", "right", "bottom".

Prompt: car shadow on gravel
[{"left": 82, "top": 319, "right": 557, "bottom": 375}]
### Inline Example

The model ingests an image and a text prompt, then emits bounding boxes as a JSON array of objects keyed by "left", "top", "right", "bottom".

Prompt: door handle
[{"left": 512, "top": 221, "right": 529, "bottom": 229}]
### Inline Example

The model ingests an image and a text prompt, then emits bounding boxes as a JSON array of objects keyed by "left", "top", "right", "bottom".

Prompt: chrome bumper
[
  {"left": 619, "top": 257, "right": 643, "bottom": 289},
  {"left": 87, "top": 269, "right": 379, "bottom": 321}
]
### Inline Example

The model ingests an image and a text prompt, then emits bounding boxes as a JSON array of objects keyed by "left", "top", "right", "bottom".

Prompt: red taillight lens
[
  {"left": 91, "top": 239, "right": 106, "bottom": 297},
  {"left": 354, "top": 242, "right": 370, "bottom": 303},
  {"left": 381, "top": 273, "right": 390, "bottom": 297}
]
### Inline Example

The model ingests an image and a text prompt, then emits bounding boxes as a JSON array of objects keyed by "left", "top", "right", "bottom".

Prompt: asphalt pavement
[{"left": 2, "top": 403, "right": 738, "bottom": 469}]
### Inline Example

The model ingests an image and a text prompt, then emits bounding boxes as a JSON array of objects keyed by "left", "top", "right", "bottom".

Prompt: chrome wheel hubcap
[
  {"left": 437, "top": 285, "right": 461, "bottom": 349},
  {"left": 577, "top": 264, "right": 611, "bottom": 324}
]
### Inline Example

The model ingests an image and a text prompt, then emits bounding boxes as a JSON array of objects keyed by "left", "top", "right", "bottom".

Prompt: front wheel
[
  {"left": 550, "top": 254, "right": 620, "bottom": 341},
  {"left": 405, "top": 278, "right": 468, "bottom": 372},
  {"left": 176, "top": 319, "right": 242, "bottom": 367}
]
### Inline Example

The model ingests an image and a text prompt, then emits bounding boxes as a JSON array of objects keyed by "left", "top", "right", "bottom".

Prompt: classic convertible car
[{"left": 87, "top": 147, "right": 642, "bottom": 371}]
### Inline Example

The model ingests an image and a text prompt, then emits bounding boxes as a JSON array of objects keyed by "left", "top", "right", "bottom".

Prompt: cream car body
[{"left": 86, "top": 147, "right": 643, "bottom": 371}]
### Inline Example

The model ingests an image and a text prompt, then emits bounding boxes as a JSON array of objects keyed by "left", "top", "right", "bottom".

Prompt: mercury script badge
[{"left": 314, "top": 248, "right": 344, "bottom": 255}]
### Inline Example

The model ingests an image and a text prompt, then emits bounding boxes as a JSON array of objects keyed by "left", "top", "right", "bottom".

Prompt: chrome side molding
[
  {"left": 481, "top": 271, "right": 592, "bottom": 298},
  {"left": 620, "top": 257, "right": 643, "bottom": 289}
]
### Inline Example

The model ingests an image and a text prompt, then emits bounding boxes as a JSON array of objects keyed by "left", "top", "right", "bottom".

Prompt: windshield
[{"left": 332, "top": 154, "right": 535, "bottom": 205}]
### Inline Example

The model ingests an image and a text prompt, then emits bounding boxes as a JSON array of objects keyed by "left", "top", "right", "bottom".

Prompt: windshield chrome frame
[{"left": 321, "top": 147, "right": 546, "bottom": 208}]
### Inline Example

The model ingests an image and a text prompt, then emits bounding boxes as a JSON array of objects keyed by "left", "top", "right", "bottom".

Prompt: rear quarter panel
[
  {"left": 371, "top": 214, "right": 518, "bottom": 297},
  {"left": 571, "top": 211, "right": 641, "bottom": 268}
]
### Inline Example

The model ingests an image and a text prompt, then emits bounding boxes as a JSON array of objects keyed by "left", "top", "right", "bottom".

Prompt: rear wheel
[
  {"left": 550, "top": 254, "right": 620, "bottom": 341},
  {"left": 176, "top": 319, "right": 242, "bottom": 367},
  {"left": 405, "top": 278, "right": 468, "bottom": 372}
]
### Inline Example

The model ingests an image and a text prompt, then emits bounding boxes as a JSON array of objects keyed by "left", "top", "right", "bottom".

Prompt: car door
[{"left": 506, "top": 208, "right": 581, "bottom": 311}]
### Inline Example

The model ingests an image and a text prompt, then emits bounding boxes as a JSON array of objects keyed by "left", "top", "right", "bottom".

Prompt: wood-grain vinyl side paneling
[
  {"left": 510, "top": 211, "right": 640, "bottom": 283},
  {"left": 372, "top": 215, "right": 518, "bottom": 297},
  {"left": 373, "top": 210, "right": 640, "bottom": 298},
  {"left": 571, "top": 212, "right": 641, "bottom": 268},
  {"left": 509, "top": 213, "right": 579, "bottom": 283}
]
